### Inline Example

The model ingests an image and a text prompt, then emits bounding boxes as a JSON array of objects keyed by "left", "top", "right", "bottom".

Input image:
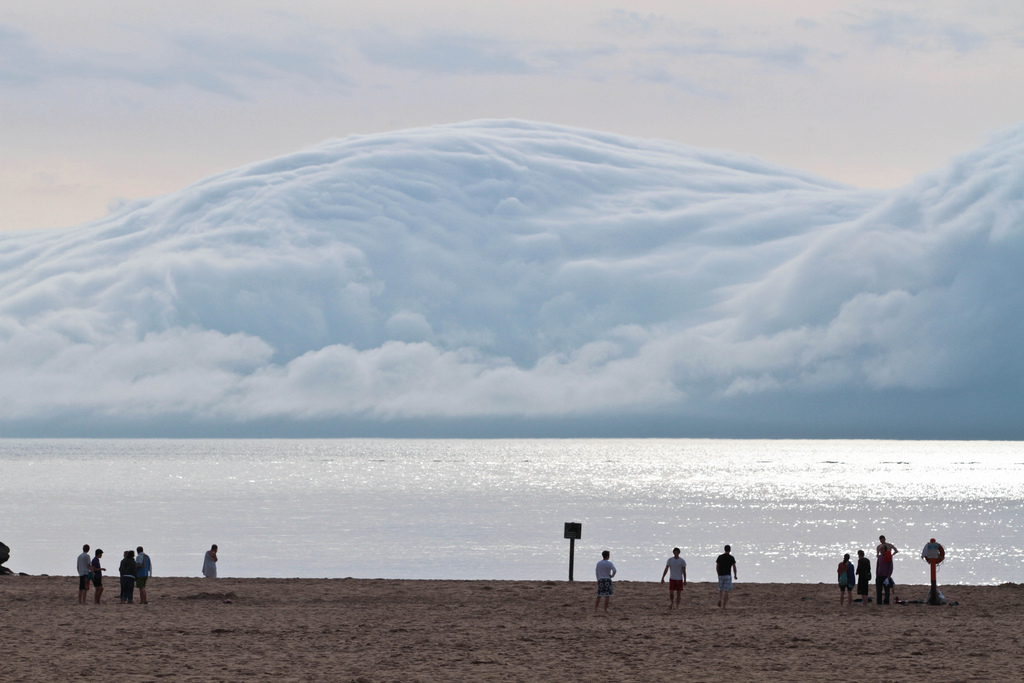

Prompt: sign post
[
  {"left": 921, "top": 538, "right": 945, "bottom": 605},
  {"left": 563, "top": 522, "right": 582, "bottom": 581}
]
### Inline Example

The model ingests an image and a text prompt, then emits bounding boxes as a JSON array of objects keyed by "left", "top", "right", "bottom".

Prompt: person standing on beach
[
  {"left": 202, "top": 544, "right": 218, "bottom": 578},
  {"left": 876, "top": 535, "right": 898, "bottom": 605},
  {"left": 660, "top": 547, "right": 687, "bottom": 609},
  {"left": 594, "top": 550, "right": 616, "bottom": 611},
  {"left": 716, "top": 545, "right": 738, "bottom": 609},
  {"left": 90, "top": 549, "right": 106, "bottom": 604},
  {"left": 856, "top": 549, "right": 872, "bottom": 606},
  {"left": 135, "top": 546, "right": 152, "bottom": 604},
  {"left": 837, "top": 553, "right": 854, "bottom": 606},
  {"left": 77, "top": 544, "right": 92, "bottom": 604},
  {"left": 119, "top": 550, "right": 137, "bottom": 604}
]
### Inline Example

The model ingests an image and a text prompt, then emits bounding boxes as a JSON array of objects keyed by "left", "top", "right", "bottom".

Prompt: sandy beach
[{"left": 2, "top": 576, "right": 1022, "bottom": 681}]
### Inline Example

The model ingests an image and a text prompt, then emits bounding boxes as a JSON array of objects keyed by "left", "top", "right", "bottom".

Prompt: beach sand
[{"left": 2, "top": 576, "right": 1022, "bottom": 681}]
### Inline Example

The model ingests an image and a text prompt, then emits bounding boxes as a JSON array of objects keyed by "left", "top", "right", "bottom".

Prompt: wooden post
[{"left": 569, "top": 537, "right": 575, "bottom": 582}]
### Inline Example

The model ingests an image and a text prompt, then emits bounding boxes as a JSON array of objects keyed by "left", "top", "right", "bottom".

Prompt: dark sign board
[{"left": 564, "top": 522, "right": 582, "bottom": 540}]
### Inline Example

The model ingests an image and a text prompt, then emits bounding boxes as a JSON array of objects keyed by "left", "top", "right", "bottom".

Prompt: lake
[{"left": 1, "top": 439, "right": 1021, "bottom": 584}]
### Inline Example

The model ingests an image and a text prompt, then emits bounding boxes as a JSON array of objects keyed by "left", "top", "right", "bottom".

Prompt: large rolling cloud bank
[{"left": 1, "top": 120, "right": 1021, "bottom": 437}]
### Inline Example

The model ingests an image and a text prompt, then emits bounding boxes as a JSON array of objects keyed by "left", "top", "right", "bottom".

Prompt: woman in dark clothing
[
  {"left": 119, "top": 550, "right": 137, "bottom": 604},
  {"left": 837, "top": 553, "right": 854, "bottom": 606},
  {"left": 856, "top": 549, "right": 872, "bottom": 606}
]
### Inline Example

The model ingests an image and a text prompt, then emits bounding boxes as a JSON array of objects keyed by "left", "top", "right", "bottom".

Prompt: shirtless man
[
  {"left": 875, "top": 535, "right": 899, "bottom": 605},
  {"left": 660, "top": 547, "right": 687, "bottom": 609}
]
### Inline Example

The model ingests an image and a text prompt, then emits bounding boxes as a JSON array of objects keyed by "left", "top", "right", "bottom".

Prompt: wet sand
[{"left": 2, "top": 576, "right": 1022, "bottom": 681}]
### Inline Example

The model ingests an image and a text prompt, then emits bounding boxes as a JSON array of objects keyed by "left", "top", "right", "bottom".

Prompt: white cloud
[
  {"left": 0, "top": 21, "right": 349, "bottom": 98},
  {"left": 847, "top": 11, "right": 990, "bottom": 53},
  {"left": 0, "top": 119, "right": 1021, "bottom": 435},
  {"left": 357, "top": 30, "right": 533, "bottom": 75}
]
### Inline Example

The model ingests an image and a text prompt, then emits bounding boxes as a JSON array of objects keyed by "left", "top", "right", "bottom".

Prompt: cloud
[
  {"left": 0, "top": 24, "right": 47, "bottom": 85},
  {"left": 598, "top": 9, "right": 668, "bottom": 36},
  {"left": 356, "top": 28, "right": 621, "bottom": 79},
  {"left": 628, "top": 65, "right": 730, "bottom": 100},
  {"left": 0, "top": 22, "right": 349, "bottom": 98},
  {"left": 654, "top": 35, "right": 818, "bottom": 72},
  {"left": 847, "top": 11, "right": 989, "bottom": 53},
  {"left": 0, "top": 119, "right": 1022, "bottom": 436},
  {"left": 357, "top": 30, "right": 533, "bottom": 75}
]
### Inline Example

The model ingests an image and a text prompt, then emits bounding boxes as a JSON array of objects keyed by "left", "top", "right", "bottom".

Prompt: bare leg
[
  {"left": 594, "top": 595, "right": 601, "bottom": 611},
  {"left": 603, "top": 596, "right": 610, "bottom": 611},
  {"left": 94, "top": 585, "right": 103, "bottom": 604}
]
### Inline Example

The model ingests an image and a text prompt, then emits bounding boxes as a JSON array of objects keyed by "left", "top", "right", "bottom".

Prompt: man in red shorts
[{"left": 660, "top": 547, "right": 687, "bottom": 609}]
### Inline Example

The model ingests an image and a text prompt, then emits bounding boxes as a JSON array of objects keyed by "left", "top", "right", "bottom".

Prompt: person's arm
[
  {"left": 733, "top": 561, "right": 738, "bottom": 579},
  {"left": 661, "top": 564, "right": 669, "bottom": 582},
  {"left": 610, "top": 564, "right": 616, "bottom": 578},
  {"left": 682, "top": 566, "right": 687, "bottom": 583},
  {"left": 891, "top": 545, "right": 899, "bottom": 556}
]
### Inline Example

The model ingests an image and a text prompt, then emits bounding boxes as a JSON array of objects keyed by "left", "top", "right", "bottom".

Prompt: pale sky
[{"left": 2, "top": 0, "right": 1023, "bottom": 232}]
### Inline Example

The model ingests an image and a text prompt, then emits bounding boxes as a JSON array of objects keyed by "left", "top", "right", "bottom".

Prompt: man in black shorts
[{"left": 90, "top": 549, "right": 106, "bottom": 604}]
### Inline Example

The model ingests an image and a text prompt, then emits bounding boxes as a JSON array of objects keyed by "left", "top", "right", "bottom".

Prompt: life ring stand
[{"left": 923, "top": 540, "right": 945, "bottom": 565}]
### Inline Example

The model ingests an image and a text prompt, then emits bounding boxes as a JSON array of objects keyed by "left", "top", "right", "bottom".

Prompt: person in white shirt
[
  {"left": 594, "top": 550, "right": 617, "bottom": 612},
  {"left": 660, "top": 547, "right": 688, "bottom": 609},
  {"left": 77, "top": 544, "right": 92, "bottom": 604},
  {"left": 202, "top": 544, "right": 218, "bottom": 579}
]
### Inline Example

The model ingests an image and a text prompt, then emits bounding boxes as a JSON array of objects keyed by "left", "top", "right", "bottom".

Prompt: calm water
[{"left": 1, "top": 439, "right": 1021, "bottom": 584}]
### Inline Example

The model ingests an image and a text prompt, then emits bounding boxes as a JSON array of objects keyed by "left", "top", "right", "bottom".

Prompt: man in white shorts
[{"left": 660, "top": 547, "right": 687, "bottom": 609}]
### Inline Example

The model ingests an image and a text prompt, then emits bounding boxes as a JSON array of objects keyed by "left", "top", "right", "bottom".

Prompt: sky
[
  {"left": 1, "top": 1, "right": 1023, "bottom": 438},
  {"left": 3, "top": 0, "right": 1024, "bottom": 232}
]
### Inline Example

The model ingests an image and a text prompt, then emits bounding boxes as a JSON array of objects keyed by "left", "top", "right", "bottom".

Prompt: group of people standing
[
  {"left": 75, "top": 543, "right": 219, "bottom": 604},
  {"left": 837, "top": 535, "right": 900, "bottom": 606},
  {"left": 594, "top": 545, "right": 739, "bottom": 611},
  {"left": 595, "top": 537, "right": 906, "bottom": 612},
  {"left": 76, "top": 544, "right": 152, "bottom": 605}
]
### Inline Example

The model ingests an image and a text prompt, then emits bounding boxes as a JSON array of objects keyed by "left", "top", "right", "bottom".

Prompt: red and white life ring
[{"left": 923, "top": 539, "right": 945, "bottom": 564}]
